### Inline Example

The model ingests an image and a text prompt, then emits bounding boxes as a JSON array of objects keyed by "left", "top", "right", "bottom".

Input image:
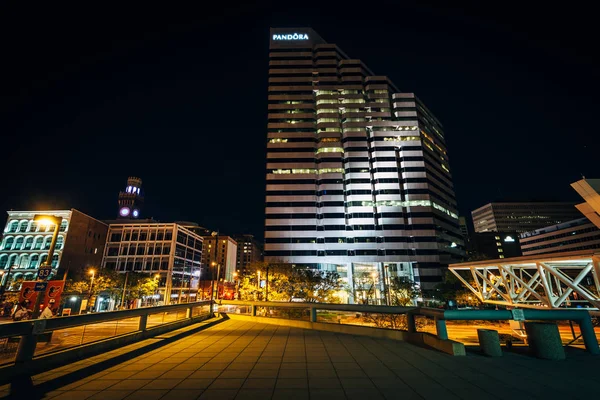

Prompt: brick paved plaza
[{"left": 1, "top": 318, "right": 598, "bottom": 399}]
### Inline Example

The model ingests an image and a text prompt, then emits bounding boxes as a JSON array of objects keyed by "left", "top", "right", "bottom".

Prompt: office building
[
  {"left": 0, "top": 209, "right": 107, "bottom": 287},
  {"left": 520, "top": 218, "right": 600, "bottom": 256},
  {"left": 101, "top": 222, "right": 203, "bottom": 304},
  {"left": 201, "top": 235, "right": 237, "bottom": 283},
  {"left": 468, "top": 232, "right": 522, "bottom": 260},
  {"left": 472, "top": 202, "right": 581, "bottom": 234},
  {"left": 571, "top": 179, "right": 600, "bottom": 229},
  {"left": 233, "top": 234, "right": 263, "bottom": 272},
  {"left": 264, "top": 28, "right": 464, "bottom": 295}
]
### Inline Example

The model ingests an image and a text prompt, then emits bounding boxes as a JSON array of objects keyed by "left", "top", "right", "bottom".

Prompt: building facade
[
  {"left": 201, "top": 235, "right": 237, "bottom": 283},
  {"left": 520, "top": 218, "right": 600, "bottom": 256},
  {"left": 264, "top": 28, "right": 464, "bottom": 296},
  {"left": 471, "top": 202, "right": 581, "bottom": 234},
  {"left": 0, "top": 209, "right": 107, "bottom": 287},
  {"left": 118, "top": 176, "right": 144, "bottom": 219},
  {"left": 101, "top": 222, "right": 203, "bottom": 304},
  {"left": 572, "top": 179, "right": 600, "bottom": 229},
  {"left": 233, "top": 234, "right": 263, "bottom": 273},
  {"left": 468, "top": 232, "right": 522, "bottom": 260}
]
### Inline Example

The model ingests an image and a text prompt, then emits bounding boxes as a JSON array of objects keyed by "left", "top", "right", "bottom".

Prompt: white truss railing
[{"left": 449, "top": 251, "right": 600, "bottom": 310}]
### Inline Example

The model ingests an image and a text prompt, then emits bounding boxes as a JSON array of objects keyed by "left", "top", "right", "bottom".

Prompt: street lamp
[
  {"left": 31, "top": 214, "right": 62, "bottom": 318},
  {"left": 154, "top": 274, "right": 160, "bottom": 306},
  {"left": 233, "top": 271, "right": 240, "bottom": 300},
  {"left": 87, "top": 268, "right": 96, "bottom": 312},
  {"left": 371, "top": 272, "right": 378, "bottom": 305},
  {"left": 211, "top": 262, "right": 221, "bottom": 302}
]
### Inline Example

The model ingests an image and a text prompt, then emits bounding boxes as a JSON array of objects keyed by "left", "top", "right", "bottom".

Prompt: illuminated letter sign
[
  {"left": 504, "top": 236, "right": 515, "bottom": 242},
  {"left": 272, "top": 33, "right": 309, "bottom": 41}
]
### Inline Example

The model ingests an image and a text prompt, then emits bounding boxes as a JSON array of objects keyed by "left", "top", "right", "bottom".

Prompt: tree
[
  {"left": 388, "top": 276, "right": 420, "bottom": 306},
  {"left": 65, "top": 269, "right": 123, "bottom": 304},
  {"left": 237, "top": 263, "right": 342, "bottom": 303},
  {"left": 126, "top": 274, "right": 159, "bottom": 306}
]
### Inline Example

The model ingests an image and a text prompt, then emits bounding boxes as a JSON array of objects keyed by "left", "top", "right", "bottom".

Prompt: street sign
[
  {"left": 512, "top": 309, "right": 525, "bottom": 321},
  {"left": 34, "top": 282, "right": 48, "bottom": 292},
  {"left": 37, "top": 266, "right": 52, "bottom": 280}
]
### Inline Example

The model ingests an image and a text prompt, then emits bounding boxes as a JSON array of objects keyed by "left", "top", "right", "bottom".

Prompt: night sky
[{"left": 1, "top": 1, "right": 598, "bottom": 239}]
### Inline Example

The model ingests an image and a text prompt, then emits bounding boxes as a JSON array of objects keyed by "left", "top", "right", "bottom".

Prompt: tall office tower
[
  {"left": 471, "top": 202, "right": 581, "bottom": 233},
  {"left": 264, "top": 28, "right": 464, "bottom": 297}
]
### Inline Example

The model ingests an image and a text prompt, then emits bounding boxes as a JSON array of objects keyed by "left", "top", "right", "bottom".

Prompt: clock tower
[{"left": 118, "top": 177, "right": 144, "bottom": 219}]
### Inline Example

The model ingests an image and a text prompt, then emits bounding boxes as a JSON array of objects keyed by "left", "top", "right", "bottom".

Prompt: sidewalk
[{"left": 1, "top": 319, "right": 598, "bottom": 399}]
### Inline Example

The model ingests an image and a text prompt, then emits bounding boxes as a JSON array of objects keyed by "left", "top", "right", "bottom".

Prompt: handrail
[
  {"left": 409, "top": 307, "right": 600, "bottom": 354},
  {"left": 218, "top": 300, "right": 417, "bottom": 314},
  {"left": 0, "top": 300, "right": 212, "bottom": 339}
]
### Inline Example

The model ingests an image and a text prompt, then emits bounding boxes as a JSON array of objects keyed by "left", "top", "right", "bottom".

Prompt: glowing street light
[{"left": 87, "top": 268, "right": 96, "bottom": 312}]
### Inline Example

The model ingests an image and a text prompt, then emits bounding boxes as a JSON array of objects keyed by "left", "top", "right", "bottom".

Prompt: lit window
[
  {"left": 316, "top": 147, "right": 344, "bottom": 154},
  {"left": 496, "top": 242, "right": 502, "bottom": 247},
  {"left": 318, "top": 168, "right": 344, "bottom": 174},
  {"left": 498, "top": 249, "right": 503, "bottom": 253},
  {"left": 499, "top": 255, "right": 505, "bottom": 259},
  {"left": 495, "top": 236, "right": 500, "bottom": 240},
  {"left": 269, "top": 138, "right": 288, "bottom": 144}
]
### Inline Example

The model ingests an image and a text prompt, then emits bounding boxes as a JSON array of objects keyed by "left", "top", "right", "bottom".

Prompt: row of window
[
  {"left": 1, "top": 236, "right": 64, "bottom": 251},
  {"left": 266, "top": 236, "right": 438, "bottom": 244},
  {"left": 265, "top": 249, "right": 441, "bottom": 257},
  {"left": 5, "top": 220, "right": 68, "bottom": 234},
  {"left": 0, "top": 253, "right": 59, "bottom": 269},
  {"left": 265, "top": 224, "right": 437, "bottom": 231}
]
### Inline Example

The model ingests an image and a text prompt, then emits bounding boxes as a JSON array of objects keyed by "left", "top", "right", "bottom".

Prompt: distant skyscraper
[
  {"left": 458, "top": 217, "right": 469, "bottom": 238},
  {"left": 264, "top": 28, "right": 464, "bottom": 296},
  {"left": 118, "top": 177, "right": 144, "bottom": 219},
  {"left": 471, "top": 202, "right": 581, "bottom": 233}
]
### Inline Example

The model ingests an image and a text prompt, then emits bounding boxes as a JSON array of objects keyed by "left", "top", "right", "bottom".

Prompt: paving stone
[
  {"left": 272, "top": 389, "right": 309, "bottom": 400},
  {"left": 174, "top": 379, "right": 215, "bottom": 390},
  {"left": 235, "top": 389, "right": 275, "bottom": 399},
  {"left": 309, "top": 389, "right": 347, "bottom": 400},
  {"left": 275, "top": 378, "right": 308, "bottom": 389},
  {"left": 242, "top": 378, "right": 277, "bottom": 389}
]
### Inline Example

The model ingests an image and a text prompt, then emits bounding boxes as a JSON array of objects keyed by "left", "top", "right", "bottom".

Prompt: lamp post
[
  {"left": 31, "top": 214, "right": 62, "bottom": 319},
  {"left": 211, "top": 262, "right": 221, "bottom": 302},
  {"left": 87, "top": 268, "right": 96, "bottom": 312},
  {"left": 371, "top": 272, "right": 378, "bottom": 305},
  {"left": 154, "top": 274, "right": 160, "bottom": 306},
  {"left": 233, "top": 272, "right": 240, "bottom": 300},
  {"left": 265, "top": 266, "right": 270, "bottom": 302},
  {"left": 256, "top": 270, "right": 261, "bottom": 300},
  {"left": 120, "top": 271, "right": 129, "bottom": 310}
]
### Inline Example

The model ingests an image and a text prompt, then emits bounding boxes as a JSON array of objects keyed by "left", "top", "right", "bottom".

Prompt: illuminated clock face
[
  {"left": 119, "top": 207, "right": 130, "bottom": 217},
  {"left": 132, "top": 209, "right": 139, "bottom": 218}
]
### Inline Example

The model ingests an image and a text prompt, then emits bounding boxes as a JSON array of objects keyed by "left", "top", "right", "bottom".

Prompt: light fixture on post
[
  {"left": 371, "top": 271, "right": 378, "bottom": 305},
  {"left": 87, "top": 268, "right": 96, "bottom": 312},
  {"left": 30, "top": 214, "right": 63, "bottom": 318}
]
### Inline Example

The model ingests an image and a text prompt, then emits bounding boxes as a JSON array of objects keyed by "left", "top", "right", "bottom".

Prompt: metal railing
[
  {"left": 217, "top": 300, "right": 600, "bottom": 354},
  {"left": 216, "top": 300, "right": 416, "bottom": 328},
  {"left": 0, "top": 300, "right": 212, "bottom": 367},
  {"left": 408, "top": 307, "right": 600, "bottom": 354}
]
